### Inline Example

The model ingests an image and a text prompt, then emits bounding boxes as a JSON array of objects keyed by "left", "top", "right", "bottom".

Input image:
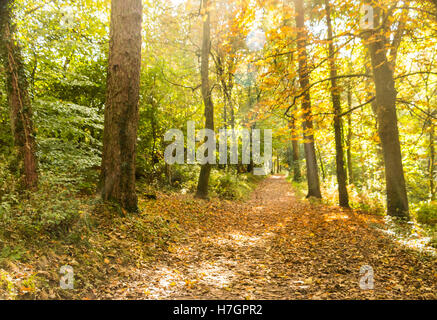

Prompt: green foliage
[
  {"left": 0, "top": 96, "right": 102, "bottom": 239},
  {"left": 33, "top": 98, "right": 102, "bottom": 192},
  {"left": 0, "top": 245, "right": 26, "bottom": 262},
  {"left": 34, "top": 98, "right": 103, "bottom": 144},
  {"left": 415, "top": 201, "right": 437, "bottom": 226},
  {"left": 0, "top": 80, "right": 12, "bottom": 155},
  {"left": 136, "top": 60, "right": 203, "bottom": 181},
  {"left": 0, "top": 271, "right": 16, "bottom": 298},
  {"left": 0, "top": 156, "right": 20, "bottom": 218},
  {"left": 0, "top": 0, "right": 107, "bottom": 241},
  {"left": 4, "top": 192, "right": 80, "bottom": 237},
  {"left": 175, "top": 165, "right": 201, "bottom": 191},
  {"left": 210, "top": 170, "right": 262, "bottom": 200},
  {"left": 0, "top": 163, "right": 81, "bottom": 238},
  {"left": 286, "top": 175, "right": 307, "bottom": 199}
]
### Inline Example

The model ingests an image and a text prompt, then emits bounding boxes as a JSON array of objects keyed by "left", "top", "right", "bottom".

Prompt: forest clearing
[{"left": 0, "top": 0, "right": 436, "bottom": 302}]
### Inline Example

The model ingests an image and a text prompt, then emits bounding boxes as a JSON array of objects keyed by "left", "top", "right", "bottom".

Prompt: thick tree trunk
[
  {"left": 294, "top": 0, "right": 321, "bottom": 198},
  {"left": 365, "top": 5, "right": 409, "bottom": 218},
  {"left": 0, "top": 0, "right": 38, "bottom": 190},
  {"left": 196, "top": 0, "right": 214, "bottom": 199},
  {"left": 325, "top": 0, "right": 349, "bottom": 207},
  {"left": 100, "top": 0, "right": 142, "bottom": 212}
]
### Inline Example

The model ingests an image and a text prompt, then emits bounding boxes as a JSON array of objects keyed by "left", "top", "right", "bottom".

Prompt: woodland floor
[
  {"left": 1, "top": 175, "right": 436, "bottom": 300},
  {"left": 94, "top": 175, "right": 436, "bottom": 300}
]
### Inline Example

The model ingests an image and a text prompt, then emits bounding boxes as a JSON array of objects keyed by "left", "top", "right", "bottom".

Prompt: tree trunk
[
  {"left": 0, "top": 0, "right": 38, "bottom": 190},
  {"left": 431, "top": 0, "right": 437, "bottom": 17},
  {"left": 290, "top": 118, "right": 301, "bottom": 182},
  {"left": 292, "top": 139, "right": 301, "bottom": 181},
  {"left": 429, "top": 122, "right": 435, "bottom": 201},
  {"left": 316, "top": 144, "right": 326, "bottom": 182},
  {"left": 346, "top": 87, "right": 354, "bottom": 185},
  {"left": 196, "top": 0, "right": 214, "bottom": 199},
  {"left": 325, "top": 0, "right": 349, "bottom": 207},
  {"left": 247, "top": 124, "right": 255, "bottom": 174},
  {"left": 294, "top": 0, "right": 322, "bottom": 198},
  {"left": 216, "top": 54, "right": 229, "bottom": 172},
  {"left": 365, "top": 4, "right": 409, "bottom": 218},
  {"left": 100, "top": 0, "right": 142, "bottom": 212}
]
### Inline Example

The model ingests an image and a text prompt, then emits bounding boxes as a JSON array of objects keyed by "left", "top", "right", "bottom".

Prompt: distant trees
[
  {"left": 100, "top": 0, "right": 143, "bottom": 212},
  {"left": 0, "top": 0, "right": 38, "bottom": 190}
]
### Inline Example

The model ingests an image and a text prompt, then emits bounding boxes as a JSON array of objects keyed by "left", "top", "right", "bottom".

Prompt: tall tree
[
  {"left": 290, "top": 118, "right": 302, "bottom": 182},
  {"left": 425, "top": 2, "right": 436, "bottom": 201},
  {"left": 100, "top": 0, "right": 143, "bottom": 212},
  {"left": 429, "top": 120, "right": 435, "bottom": 201},
  {"left": 346, "top": 85, "right": 354, "bottom": 185},
  {"left": 294, "top": 0, "right": 322, "bottom": 198},
  {"left": 363, "top": 1, "right": 409, "bottom": 218},
  {"left": 0, "top": 0, "right": 38, "bottom": 189},
  {"left": 325, "top": 0, "right": 349, "bottom": 207},
  {"left": 196, "top": 0, "right": 214, "bottom": 199}
]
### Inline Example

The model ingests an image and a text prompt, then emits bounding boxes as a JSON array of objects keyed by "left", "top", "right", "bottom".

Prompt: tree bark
[
  {"left": 429, "top": 120, "right": 435, "bottom": 201},
  {"left": 0, "top": 0, "right": 38, "bottom": 190},
  {"left": 100, "top": 0, "right": 142, "bottom": 212},
  {"left": 290, "top": 118, "right": 302, "bottom": 182},
  {"left": 247, "top": 124, "right": 255, "bottom": 174},
  {"left": 294, "top": 0, "right": 322, "bottom": 198},
  {"left": 430, "top": 0, "right": 437, "bottom": 16},
  {"left": 196, "top": 0, "right": 214, "bottom": 199},
  {"left": 346, "top": 86, "right": 354, "bottom": 185},
  {"left": 316, "top": 144, "right": 326, "bottom": 182},
  {"left": 364, "top": 3, "right": 409, "bottom": 218},
  {"left": 325, "top": 0, "right": 349, "bottom": 207}
]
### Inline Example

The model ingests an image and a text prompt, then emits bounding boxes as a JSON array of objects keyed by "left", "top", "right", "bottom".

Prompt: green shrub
[
  {"left": 0, "top": 244, "right": 27, "bottom": 262},
  {"left": 175, "top": 165, "right": 200, "bottom": 191},
  {"left": 0, "top": 157, "right": 20, "bottom": 223},
  {"left": 415, "top": 201, "right": 437, "bottom": 226},
  {"left": 0, "top": 170, "right": 81, "bottom": 238},
  {"left": 210, "top": 170, "right": 261, "bottom": 200}
]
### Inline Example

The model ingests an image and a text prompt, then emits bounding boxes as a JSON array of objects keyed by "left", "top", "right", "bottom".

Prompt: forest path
[{"left": 98, "top": 175, "right": 436, "bottom": 299}]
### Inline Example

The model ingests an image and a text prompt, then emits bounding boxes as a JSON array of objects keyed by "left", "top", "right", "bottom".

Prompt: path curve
[{"left": 99, "top": 176, "right": 436, "bottom": 299}]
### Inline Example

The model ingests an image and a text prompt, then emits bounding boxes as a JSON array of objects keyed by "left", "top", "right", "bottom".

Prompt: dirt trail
[{"left": 98, "top": 175, "right": 436, "bottom": 300}]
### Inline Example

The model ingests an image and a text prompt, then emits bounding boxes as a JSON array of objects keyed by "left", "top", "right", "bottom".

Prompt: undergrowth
[{"left": 286, "top": 172, "right": 437, "bottom": 250}]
